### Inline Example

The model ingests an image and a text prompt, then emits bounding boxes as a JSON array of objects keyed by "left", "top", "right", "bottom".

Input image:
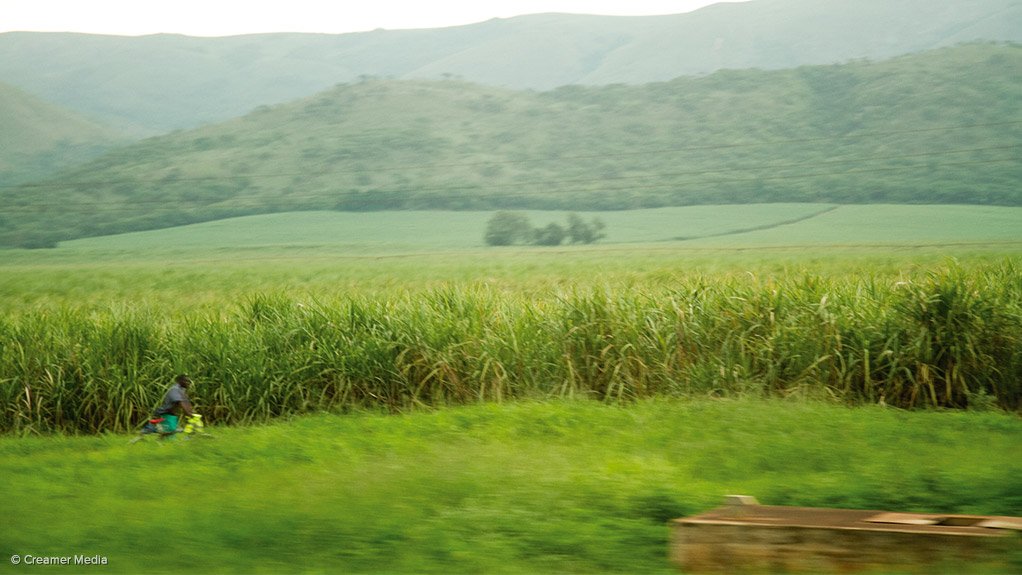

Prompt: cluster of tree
[{"left": 484, "top": 211, "right": 606, "bottom": 246}]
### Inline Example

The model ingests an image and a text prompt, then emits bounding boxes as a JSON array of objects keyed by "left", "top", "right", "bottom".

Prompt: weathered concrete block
[{"left": 671, "top": 496, "right": 1020, "bottom": 573}]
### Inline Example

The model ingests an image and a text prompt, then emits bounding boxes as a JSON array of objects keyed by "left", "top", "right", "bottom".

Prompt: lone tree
[
  {"left": 484, "top": 211, "right": 534, "bottom": 246},
  {"left": 534, "top": 222, "right": 566, "bottom": 246},
  {"left": 566, "top": 213, "right": 607, "bottom": 244}
]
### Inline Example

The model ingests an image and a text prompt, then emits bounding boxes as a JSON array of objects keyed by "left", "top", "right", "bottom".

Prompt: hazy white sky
[{"left": 2, "top": 1, "right": 751, "bottom": 36}]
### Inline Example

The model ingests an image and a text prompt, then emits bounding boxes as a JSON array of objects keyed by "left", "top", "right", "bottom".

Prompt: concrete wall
[{"left": 670, "top": 522, "right": 1018, "bottom": 573}]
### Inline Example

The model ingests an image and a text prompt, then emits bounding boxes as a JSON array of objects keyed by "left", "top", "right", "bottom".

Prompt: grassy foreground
[{"left": 1, "top": 399, "right": 1020, "bottom": 574}]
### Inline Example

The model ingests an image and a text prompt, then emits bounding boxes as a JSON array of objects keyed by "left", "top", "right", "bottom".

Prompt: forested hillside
[
  {"left": 1, "top": 43, "right": 1019, "bottom": 248},
  {"left": 0, "top": 0, "right": 1019, "bottom": 134},
  {"left": 0, "top": 83, "right": 124, "bottom": 187}
]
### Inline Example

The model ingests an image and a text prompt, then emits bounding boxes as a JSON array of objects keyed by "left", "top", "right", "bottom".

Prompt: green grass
[
  {"left": 5, "top": 203, "right": 1019, "bottom": 258},
  {"left": 54, "top": 204, "right": 836, "bottom": 252},
  {"left": 5, "top": 241, "right": 1018, "bottom": 314},
  {"left": 3, "top": 202, "right": 1010, "bottom": 280},
  {"left": 1, "top": 399, "right": 1019, "bottom": 574},
  {"left": 0, "top": 203, "right": 1017, "bottom": 314},
  {"left": 687, "top": 204, "right": 1022, "bottom": 247}
]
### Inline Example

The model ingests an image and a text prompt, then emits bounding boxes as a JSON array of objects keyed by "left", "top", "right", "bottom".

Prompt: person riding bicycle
[{"left": 154, "top": 374, "right": 195, "bottom": 437}]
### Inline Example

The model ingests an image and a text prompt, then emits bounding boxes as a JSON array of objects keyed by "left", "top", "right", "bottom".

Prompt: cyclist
[{"left": 154, "top": 374, "right": 195, "bottom": 438}]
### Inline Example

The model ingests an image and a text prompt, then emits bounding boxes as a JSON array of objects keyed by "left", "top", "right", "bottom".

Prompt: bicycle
[{"left": 130, "top": 413, "right": 211, "bottom": 443}]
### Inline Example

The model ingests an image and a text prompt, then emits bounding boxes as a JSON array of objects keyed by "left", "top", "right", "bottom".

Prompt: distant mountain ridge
[{"left": 1, "top": 0, "right": 1020, "bottom": 134}]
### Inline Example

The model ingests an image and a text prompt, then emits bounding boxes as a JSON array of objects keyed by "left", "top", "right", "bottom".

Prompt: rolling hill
[
  {"left": 1, "top": 42, "right": 1019, "bottom": 248},
  {"left": 1, "top": 0, "right": 1020, "bottom": 134},
  {"left": 0, "top": 82, "right": 125, "bottom": 187}
]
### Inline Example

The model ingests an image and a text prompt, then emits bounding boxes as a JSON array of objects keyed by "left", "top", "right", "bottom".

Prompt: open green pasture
[
  {"left": 2, "top": 203, "right": 1019, "bottom": 311},
  {"left": 684, "top": 204, "right": 1022, "bottom": 248},
  {"left": 29, "top": 204, "right": 1022, "bottom": 255},
  {"left": 2, "top": 400, "right": 1020, "bottom": 574}
]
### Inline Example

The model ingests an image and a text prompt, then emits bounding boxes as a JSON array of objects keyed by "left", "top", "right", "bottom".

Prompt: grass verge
[{"left": 1, "top": 399, "right": 1019, "bottom": 573}]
